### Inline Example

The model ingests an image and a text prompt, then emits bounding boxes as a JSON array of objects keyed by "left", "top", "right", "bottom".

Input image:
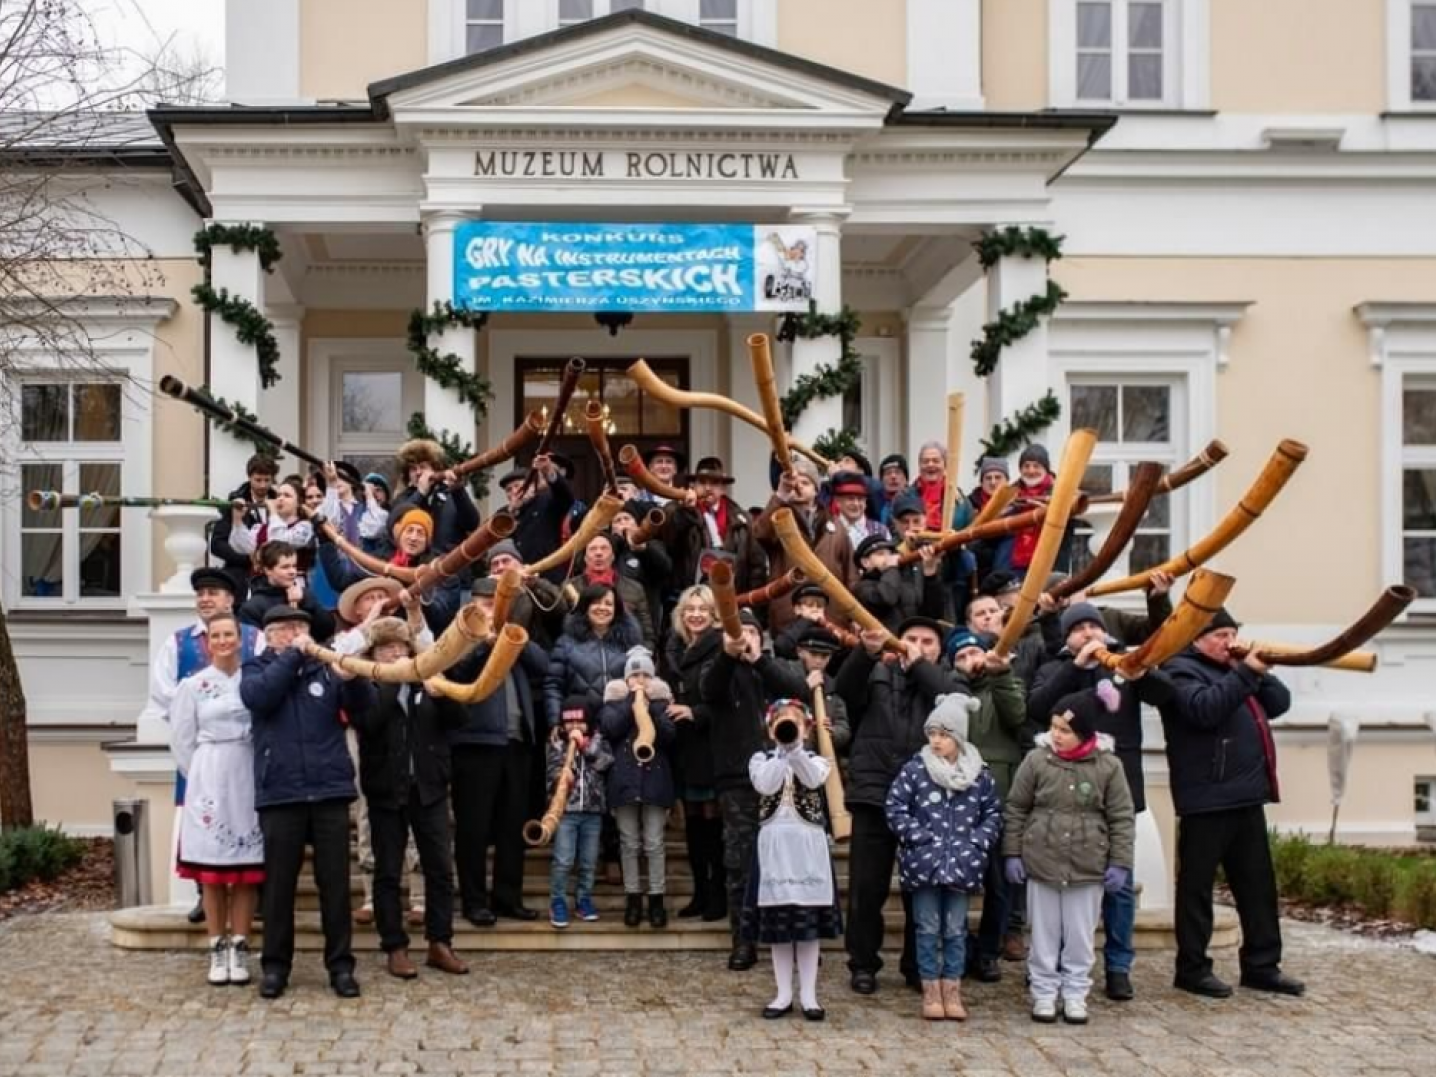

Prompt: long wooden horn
[
  {"left": 1047, "top": 461, "right": 1165, "bottom": 601},
  {"left": 399, "top": 512, "right": 517, "bottom": 603},
  {"left": 769, "top": 507, "right": 904, "bottom": 654},
  {"left": 301, "top": 602, "right": 489, "bottom": 682},
  {"left": 812, "top": 685, "right": 852, "bottom": 842},
  {"left": 1087, "top": 439, "right": 1230, "bottom": 505},
  {"left": 306, "top": 508, "right": 417, "bottom": 584},
  {"left": 896, "top": 502, "right": 1053, "bottom": 569},
  {"left": 518, "top": 357, "right": 585, "bottom": 498},
  {"left": 524, "top": 493, "right": 623, "bottom": 576},
  {"left": 619, "top": 444, "right": 689, "bottom": 502},
  {"left": 993, "top": 429, "right": 1098, "bottom": 657},
  {"left": 626, "top": 359, "right": 832, "bottom": 469},
  {"left": 523, "top": 737, "right": 578, "bottom": 846},
  {"left": 735, "top": 568, "right": 805, "bottom": 608},
  {"left": 972, "top": 483, "right": 1018, "bottom": 527},
  {"left": 708, "top": 561, "right": 744, "bottom": 640},
  {"left": 491, "top": 567, "right": 523, "bottom": 627},
  {"left": 632, "top": 685, "right": 657, "bottom": 764},
  {"left": 941, "top": 393, "right": 964, "bottom": 531},
  {"left": 1089, "top": 439, "right": 1308, "bottom": 597},
  {"left": 159, "top": 375, "right": 325, "bottom": 468},
  {"left": 628, "top": 505, "right": 673, "bottom": 547},
  {"left": 1229, "top": 585, "right": 1416, "bottom": 673},
  {"left": 585, "top": 398, "right": 620, "bottom": 493},
  {"left": 1090, "top": 568, "right": 1236, "bottom": 679},
  {"left": 453, "top": 410, "right": 545, "bottom": 479},
  {"left": 748, "top": 334, "right": 794, "bottom": 477},
  {"left": 424, "top": 623, "right": 529, "bottom": 703}
]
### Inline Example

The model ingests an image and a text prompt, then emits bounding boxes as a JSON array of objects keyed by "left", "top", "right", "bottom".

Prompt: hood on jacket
[
  {"left": 1034, "top": 730, "right": 1117, "bottom": 754},
  {"left": 603, "top": 676, "right": 673, "bottom": 704},
  {"left": 560, "top": 609, "right": 643, "bottom": 650}
]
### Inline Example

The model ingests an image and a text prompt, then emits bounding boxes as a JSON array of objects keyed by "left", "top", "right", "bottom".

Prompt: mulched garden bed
[{"left": 0, "top": 838, "right": 115, "bottom": 922}]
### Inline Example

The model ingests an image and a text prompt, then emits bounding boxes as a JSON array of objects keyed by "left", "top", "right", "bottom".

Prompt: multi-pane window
[
  {"left": 1068, "top": 379, "right": 1182, "bottom": 577},
  {"left": 1401, "top": 380, "right": 1436, "bottom": 596},
  {"left": 465, "top": 0, "right": 505, "bottom": 53},
  {"left": 1076, "top": 0, "right": 1166, "bottom": 104},
  {"left": 330, "top": 363, "right": 421, "bottom": 490},
  {"left": 610, "top": 0, "right": 646, "bottom": 12},
  {"left": 700, "top": 0, "right": 739, "bottom": 36},
  {"left": 1416, "top": 2, "right": 1436, "bottom": 102},
  {"left": 16, "top": 382, "right": 124, "bottom": 602},
  {"left": 1417, "top": 778, "right": 1435, "bottom": 823}
]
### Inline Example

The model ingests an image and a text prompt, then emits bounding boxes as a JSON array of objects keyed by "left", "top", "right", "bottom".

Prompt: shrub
[
  {"left": 0, "top": 825, "right": 86, "bottom": 894},
  {"left": 1352, "top": 858, "right": 1400, "bottom": 918},
  {"left": 1270, "top": 830, "right": 1313, "bottom": 893},
  {"left": 1399, "top": 867, "right": 1436, "bottom": 929}
]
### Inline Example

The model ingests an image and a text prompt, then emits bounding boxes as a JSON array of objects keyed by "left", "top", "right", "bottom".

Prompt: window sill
[
  {"left": 1046, "top": 107, "right": 1218, "bottom": 118},
  {"left": 1380, "top": 110, "right": 1436, "bottom": 119},
  {"left": 6, "top": 608, "right": 140, "bottom": 626}
]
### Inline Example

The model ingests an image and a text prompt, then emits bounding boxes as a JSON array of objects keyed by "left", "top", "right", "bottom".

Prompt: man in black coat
[
  {"left": 499, "top": 453, "right": 573, "bottom": 576},
  {"left": 698, "top": 608, "right": 807, "bottom": 970},
  {"left": 389, "top": 438, "right": 481, "bottom": 556},
  {"left": 835, "top": 616, "right": 966, "bottom": 995},
  {"left": 1161, "top": 609, "right": 1304, "bottom": 999},
  {"left": 348, "top": 618, "right": 470, "bottom": 980}
]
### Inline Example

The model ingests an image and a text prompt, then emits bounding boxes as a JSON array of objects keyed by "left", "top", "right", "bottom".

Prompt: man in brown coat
[{"left": 752, "top": 454, "right": 856, "bottom": 633}]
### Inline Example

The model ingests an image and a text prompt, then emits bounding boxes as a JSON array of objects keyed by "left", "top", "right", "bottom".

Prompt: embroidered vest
[{"left": 757, "top": 758, "right": 827, "bottom": 828}]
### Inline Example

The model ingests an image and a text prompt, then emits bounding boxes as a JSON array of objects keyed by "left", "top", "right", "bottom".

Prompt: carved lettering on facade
[{"left": 474, "top": 149, "right": 800, "bottom": 181}]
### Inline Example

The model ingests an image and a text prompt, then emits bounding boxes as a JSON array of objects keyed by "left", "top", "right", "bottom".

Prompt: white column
[
  {"left": 904, "top": 306, "right": 955, "bottom": 464},
  {"left": 423, "top": 211, "right": 480, "bottom": 446},
  {"left": 261, "top": 304, "right": 304, "bottom": 456},
  {"left": 983, "top": 246, "right": 1054, "bottom": 449},
  {"left": 787, "top": 209, "right": 848, "bottom": 445},
  {"left": 907, "top": 0, "right": 984, "bottom": 109},
  {"left": 207, "top": 228, "right": 266, "bottom": 497}
]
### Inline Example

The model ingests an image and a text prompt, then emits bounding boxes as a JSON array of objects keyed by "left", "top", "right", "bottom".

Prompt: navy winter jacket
[
  {"left": 543, "top": 612, "right": 643, "bottom": 726},
  {"left": 599, "top": 678, "right": 678, "bottom": 809},
  {"left": 447, "top": 639, "right": 549, "bottom": 748},
  {"left": 885, "top": 754, "right": 1002, "bottom": 893},
  {"left": 239, "top": 647, "right": 377, "bottom": 810}
]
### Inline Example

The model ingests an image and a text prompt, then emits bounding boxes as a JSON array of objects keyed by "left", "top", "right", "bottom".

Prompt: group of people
[{"left": 148, "top": 433, "right": 1305, "bottom": 1022}]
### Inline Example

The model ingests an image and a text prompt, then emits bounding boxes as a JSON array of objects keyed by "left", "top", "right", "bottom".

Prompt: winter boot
[
  {"left": 941, "top": 980, "right": 968, "bottom": 1021},
  {"left": 921, "top": 981, "right": 945, "bottom": 1020},
  {"left": 647, "top": 894, "right": 668, "bottom": 929},
  {"left": 624, "top": 893, "right": 644, "bottom": 928}
]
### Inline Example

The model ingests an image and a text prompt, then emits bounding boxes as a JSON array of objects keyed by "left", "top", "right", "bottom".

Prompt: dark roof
[
  {"left": 0, "top": 111, "right": 169, "bottom": 162},
  {"left": 895, "top": 108, "right": 1119, "bottom": 145},
  {"left": 367, "top": 9, "right": 912, "bottom": 119}
]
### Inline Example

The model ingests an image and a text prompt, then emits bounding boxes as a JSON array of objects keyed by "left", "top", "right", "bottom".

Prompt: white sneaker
[
  {"left": 207, "top": 937, "right": 230, "bottom": 986},
  {"left": 1063, "top": 997, "right": 1089, "bottom": 1025},
  {"left": 1031, "top": 997, "right": 1058, "bottom": 1023},
  {"left": 227, "top": 937, "right": 251, "bottom": 985}
]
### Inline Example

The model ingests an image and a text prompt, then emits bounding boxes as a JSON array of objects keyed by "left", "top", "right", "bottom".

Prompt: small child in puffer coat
[
  {"left": 599, "top": 647, "right": 677, "bottom": 929},
  {"left": 544, "top": 695, "right": 614, "bottom": 930},
  {"left": 1003, "top": 683, "right": 1135, "bottom": 1026},
  {"left": 885, "top": 693, "right": 1003, "bottom": 1022}
]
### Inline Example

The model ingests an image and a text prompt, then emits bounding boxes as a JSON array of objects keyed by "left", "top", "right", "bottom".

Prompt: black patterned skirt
[{"left": 738, "top": 853, "right": 843, "bottom": 944}]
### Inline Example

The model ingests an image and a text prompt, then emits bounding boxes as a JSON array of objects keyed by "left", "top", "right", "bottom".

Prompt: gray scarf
[{"left": 920, "top": 741, "right": 986, "bottom": 792}]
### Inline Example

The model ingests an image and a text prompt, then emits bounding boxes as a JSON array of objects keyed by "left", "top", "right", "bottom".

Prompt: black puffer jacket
[
  {"left": 666, "top": 628, "right": 722, "bottom": 792},
  {"left": 698, "top": 648, "right": 808, "bottom": 792},
  {"left": 1160, "top": 648, "right": 1292, "bottom": 817},
  {"left": 542, "top": 611, "right": 643, "bottom": 727},
  {"left": 834, "top": 649, "right": 966, "bottom": 809},
  {"left": 236, "top": 579, "right": 335, "bottom": 641},
  {"left": 600, "top": 678, "right": 678, "bottom": 809},
  {"left": 349, "top": 683, "right": 464, "bottom": 809}
]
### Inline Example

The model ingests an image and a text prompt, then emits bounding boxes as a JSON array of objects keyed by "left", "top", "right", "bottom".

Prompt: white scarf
[{"left": 920, "top": 741, "right": 986, "bottom": 792}]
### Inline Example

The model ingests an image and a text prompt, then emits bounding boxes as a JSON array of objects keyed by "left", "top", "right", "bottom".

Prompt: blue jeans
[
  {"left": 550, "top": 812, "right": 602, "bottom": 904},
  {"left": 911, "top": 887, "right": 970, "bottom": 982},
  {"left": 1102, "top": 876, "right": 1136, "bottom": 973}
]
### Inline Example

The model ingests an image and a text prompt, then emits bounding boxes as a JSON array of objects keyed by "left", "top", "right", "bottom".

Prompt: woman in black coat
[
  {"left": 662, "top": 583, "right": 727, "bottom": 921},
  {"left": 542, "top": 583, "right": 644, "bottom": 729}
]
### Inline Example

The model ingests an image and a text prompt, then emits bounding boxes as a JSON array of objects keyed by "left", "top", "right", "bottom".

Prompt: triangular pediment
[{"left": 371, "top": 10, "right": 907, "bottom": 127}]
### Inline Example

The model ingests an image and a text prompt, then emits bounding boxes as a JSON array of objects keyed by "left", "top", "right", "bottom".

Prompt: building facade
[{"left": 5, "top": 0, "right": 1436, "bottom": 905}]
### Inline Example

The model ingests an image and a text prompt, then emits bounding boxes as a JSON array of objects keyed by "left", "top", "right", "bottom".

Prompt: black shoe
[
  {"left": 1174, "top": 971, "right": 1233, "bottom": 999},
  {"left": 802, "top": 1006, "right": 826, "bottom": 1022},
  {"left": 463, "top": 907, "right": 497, "bottom": 928},
  {"left": 761, "top": 1002, "right": 792, "bottom": 1019},
  {"left": 728, "top": 942, "right": 758, "bottom": 971},
  {"left": 700, "top": 886, "right": 728, "bottom": 923},
  {"left": 973, "top": 957, "right": 1002, "bottom": 984},
  {"left": 186, "top": 896, "right": 206, "bottom": 925},
  {"left": 1240, "top": 970, "right": 1305, "bottom": 996},
  {"left": 677, "top": 893, "right": 705, "bottom": 919},
  {"left": 1105, "top": 971, "right": 1135, "bottom": 1001},
  {"left": 623, "top": 894, "right": 643, "bottom": 928},
  {"left": 258, "top": 972, "right": 287, "bottom": 1000},
  {"left": 850, "top": 970, "right": 877, "bottom": 995},
  {"left": 647, "top": 894, "right": 667, "bottom": 929},
  {"left": 330, "top": 970, "right": 361, "bottom": 998},
  {"left": 492, "top": 903, "right": 539, "bottom": 922}
]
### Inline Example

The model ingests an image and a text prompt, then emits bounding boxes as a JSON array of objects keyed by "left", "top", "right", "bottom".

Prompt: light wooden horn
[
  {"left": 708, "top": 561, "right": 744, "bottom": 641},
  {"left": 972, "top": 483, "right": 1017, "bottom": 527},
  {"left": 524, "top": 493, "right": 623, "bottom": 576},
  {"left": 1090, "top": 568, "right": 1235, "bottom": 679},
  {"left": 491, "top": 567, "right": 523, "bottom": 628},
  {"left": 424, "top": 623, "right": 529, "bottom": 704},
  {"left": 748, "top": 333, "right": 794, "bottom": 476},
  {"left": 301, "top": 602, "right": 490, "bottom": 682}
]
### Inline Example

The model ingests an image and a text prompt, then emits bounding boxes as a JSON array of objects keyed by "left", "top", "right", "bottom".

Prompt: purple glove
[
  {"left": 1103, "top": 866, "right": 1130, "bottom": 895},
  {"left": 1004, "top": 857, "right": 1027, "bottom": 886}
]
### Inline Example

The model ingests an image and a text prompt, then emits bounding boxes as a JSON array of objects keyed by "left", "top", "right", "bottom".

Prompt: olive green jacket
[{"left": 962, "top": 669, "right": 1026, "bottom": 799}]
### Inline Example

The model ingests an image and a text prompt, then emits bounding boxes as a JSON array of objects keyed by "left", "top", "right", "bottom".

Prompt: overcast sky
[{"left": 83, "top": 0, "right": 226, "bottom": 71}]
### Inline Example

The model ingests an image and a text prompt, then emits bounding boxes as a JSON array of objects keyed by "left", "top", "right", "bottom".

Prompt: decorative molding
[
  {"left": 1357, "top": 301, "right": 1436, "bottom": 368},
  {"left": 1053, "top": 300, "right": 1252, "bottom": 367},
  {"left": 471, "top": 56, "right": 795, "bottom": 110},
  {"left": 417, "top": 126, "right": 855, "bottom": 145}
]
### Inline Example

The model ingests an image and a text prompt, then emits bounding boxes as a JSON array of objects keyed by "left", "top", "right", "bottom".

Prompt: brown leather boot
[
  {"left": 941, "top": 980, "right": 968, "bottom": 1021},
  {"left": 386, "top": 948, "right": 418, "bottom": 980},
  {"left": 426, "top": 941, "right": 469, "bottom": 976},
  {"left": 921, "top": 981, "right": 945, "bottom": 1020}
]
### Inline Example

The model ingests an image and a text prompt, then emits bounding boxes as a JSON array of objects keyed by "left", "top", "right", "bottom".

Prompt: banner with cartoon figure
[{"left": 453, "top": 221, "right": 816, "bottom": 313}]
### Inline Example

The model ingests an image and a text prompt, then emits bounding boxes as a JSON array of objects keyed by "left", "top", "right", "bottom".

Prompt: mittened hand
[
  {"left": 1004, "top": 857, "right": 1027, "bottom": 886},
  {"left": 1103, "top": 866, "right": 1130, "bottom": 895}
]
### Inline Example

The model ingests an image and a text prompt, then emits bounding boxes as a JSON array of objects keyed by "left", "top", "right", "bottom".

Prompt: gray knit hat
[
  {"left": 624, "top": 646, "right": 656, "bottom": 678},
  {"left": 789, "top": 453, "right": 822, "bottom": 485},
  {"left": 924, "top": 693, "right": 982, "bottom": 742},
  {"left": 977, "top": 456, "right": 1010, "bottom": 480}
]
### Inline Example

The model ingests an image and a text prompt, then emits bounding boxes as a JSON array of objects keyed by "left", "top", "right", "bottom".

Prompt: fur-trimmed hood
[
  {"left": 1035, "top": 730, "right": 1117, "bottom": 754},
  {"left": 603, "top": 677, "right": 673, "bottom": 704}
]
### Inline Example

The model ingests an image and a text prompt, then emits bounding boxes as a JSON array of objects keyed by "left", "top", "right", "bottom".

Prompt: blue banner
[{"left": 452, "top": 221, "right": 817, "bottom": 313}]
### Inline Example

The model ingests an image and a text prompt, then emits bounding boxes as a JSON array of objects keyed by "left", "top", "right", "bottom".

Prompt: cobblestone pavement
[{"left": 1, "top": 914, "right": 1433, "bottom": 1076}]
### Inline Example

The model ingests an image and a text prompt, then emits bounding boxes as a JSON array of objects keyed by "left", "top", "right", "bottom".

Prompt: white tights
[{"left": 769, "top": 939, "right": 822, "bottom": 1010}]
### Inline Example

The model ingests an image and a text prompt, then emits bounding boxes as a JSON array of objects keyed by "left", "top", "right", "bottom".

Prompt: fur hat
[
  {"left": 925, "top": 693, "right": 981, "bottom": 742},
  {"left": 396, "top": 439, "right": 446, "bottom": 476},
  {"left": 365, "top": 616, "right": 412, "bottom": 654}
]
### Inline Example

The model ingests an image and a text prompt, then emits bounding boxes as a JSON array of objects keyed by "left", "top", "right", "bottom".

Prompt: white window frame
[
  {"left": 698, "top": 0, "right": 739, "bottom": 36},
  {"left": 1049, "top": 0, "right": 1210, "bottom": 110},
  {"left": 1418, "top": 776, "right": 1436, "bottom": 825},
  {"left": 306, "top": 340, "right": 425, "bottom": 470},
  {"left": 847, "top": 337, "right": 901, "bottom": 463},
  {"left": 1362, "top": 302, "right": 1436, "bottom": 615},
  {"left": 0, "top": 299, "right": 171, "bottom": 610},
  {"left": 1389, "top": 0, "right": 1436, "bottom": 110}
]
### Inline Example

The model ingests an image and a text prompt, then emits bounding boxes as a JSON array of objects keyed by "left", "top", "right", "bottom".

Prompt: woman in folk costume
[
  {"left": 740, "top": 699, "right": 843, "bottom": 1022},
  {"left": 169, "top": 611, "right": 265, "bottom": 987}
]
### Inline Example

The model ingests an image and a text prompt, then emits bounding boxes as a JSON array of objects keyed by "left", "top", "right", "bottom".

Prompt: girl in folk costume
[
  {"left": 740, "top": 699, "right": 843, "bottom": 1022},
  {"left": 318, "top": 460, "right": 389, "bottom": 554},
  {"left": 227, "top": 475, "right": 317, "bottom": 572},
  {"left": 1003, "top": 684, "right": 1136, "bottom": 1025},
  {"left": 169, "top": 612, "right": 265, "bottom": 987},
  {"left": 885, "top": 693, "right": 1003, "bottom": 1022}
]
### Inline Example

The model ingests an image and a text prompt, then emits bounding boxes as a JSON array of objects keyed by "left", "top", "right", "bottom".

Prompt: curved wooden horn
[
  {"left": 524, "top": 737, "right": 578, "bottom": 846},
  {"left": 301, "top": 602, "right": 490, "bottom": 682},
  {"left": 972, "top": 483, "right": 1018, "bottom": 527},
  {"left": 1088, "top": 439, "right": 1230, "bottom": 505},
  {"left": 585, "top": 398, "right": 620, "bottom": 493},
  {"left": 1089, "top": 439, "right": 1308, "bottom": 597},
  {"left": 424, "top": 623, "right": 529, "bottom": 703},
  {"left": 735, "top": 568, "right": 805, "bottom": 609},
  {"left": 1229, "top": 585, "right": 1416, "bottom": 673},
  {"left": 491, "top": 567, "right": 523, "bottom": 628},
  {"left": 632, "top": 685, "right": 657, "bottom": 764},
  {"left": 524, "top": 493, "right": 623, "bottom": 576},
  {"left": 626, "top": 359, "right": 831, "bottom": 469},
  {"left": 769, "top": 507, "right": 904, "bottom": 654},
  {"left": 708, "top": 562, "right": 744, "bottom": 641},
  {"left": 993, "top": 429, "right": 1099, "bottom": 657},
  {"left": 1048, "top": 461, "right": 1165, "bottom": 601},
  {"left": 518, "top": 357, "right": 585, "bottom": 498},
  {"left": 399, "top": 512, "right": 517, "bottom": 603},
  {"left": 619, "top": 444, "right": 689, "bottom": 502},
  {"left": 748, "top": 334, "right": 794, "bottom": 476},
  {"left": 1091, "top": 569, "right": 1236, "bottom": 679},
  {"left": 896, "top": 502, "right": 1052, "bottom": 569},
  {"left": 628, "top": 505, "right": 673, "bottom": 547},
  {"left": 453, "top": 411, "right": 545, "bottom": 479}
]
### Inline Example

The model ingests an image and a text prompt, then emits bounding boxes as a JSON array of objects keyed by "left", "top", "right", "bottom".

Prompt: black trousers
[
  {"left": 452, "top": 742, "right": 531, "bottom": 913},
  {"left": 845, "top": 803, "right": 916, "bottom": 980},
  {"left": 370, "top": 788, "right": 455, "bottom": 952},
  {"left": 1175, "top": 804, "right": 1283, "bottom": 981},
  {"left": 259, "top": 800, "right": 353, "bottom": 980},
  {"left": 717, "top": 786, "right": 760, "bottom": 941},
  {"left": 975, "top": 841, "right": 1012, "bottom": 962}
]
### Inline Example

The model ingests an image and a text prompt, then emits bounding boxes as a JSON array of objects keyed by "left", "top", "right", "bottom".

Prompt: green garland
[
  {"left": 974, "top": 225, "right": 1065, "bottom": 271},
  {"left": 776, "top": 302, "right": 864, "bottom": 458},
  {"left": 969, "top": 280, "right": 1067, "bottom": 378},
  {"left": 406, "top": 302, "right": 493, "bottom": 413},
  {"left": 406, "top": 413, "right": 485, "bottom": 498},
  {"left": 191, "top": 282, "right": 282, "bottom": 389},
  {"left": 977, "top": 391, "right": 1062, "bottom": 461},
  {"left": 198, "top": 386, "right": 277, "bottom": 460},
  {"left": 193, "top": 223, "right": 283, "bottom": 274}
]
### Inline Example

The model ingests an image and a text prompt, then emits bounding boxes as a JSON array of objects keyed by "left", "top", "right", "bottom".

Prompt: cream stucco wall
[
  {"left": 300, "top": 0, "right": 428, "bottom": 101},
  {"left": 981, "top": 0, "right": 1047, "bottom": 110},
  {"left": 776, "top": 0, "right": 908, "bottom": 89},
  {"left": 31, "top": 741, "right": 137, "bottom": 832},
  {"left": 1211, "top": 0, "right": 1386, "bottom": 114},
  {"left": 1268, "top": 737, "right": 1433, "bottom": 844},
  {"left": 1056, "top": 257, "right": 1436, "bottom": 624}
]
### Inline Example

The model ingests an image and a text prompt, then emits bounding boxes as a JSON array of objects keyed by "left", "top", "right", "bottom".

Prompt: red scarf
[
  {"left": 390, "top": 550, "right": 413, "bottom": 569},
  {"left": 1246, "top": 697, "right": 1281, "bottom": 801},
  {"left": 1056, "top": 736, "right": 1099, "bottom": 762},
  {"left": 584, "top": 567, "right": 617, "bottom": 588},
  {"left": 705, "top": 496, "right": 730, "bottom": 542},
  {"left": 914, "top": 476, "right": 945, "bottom": 530}
]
